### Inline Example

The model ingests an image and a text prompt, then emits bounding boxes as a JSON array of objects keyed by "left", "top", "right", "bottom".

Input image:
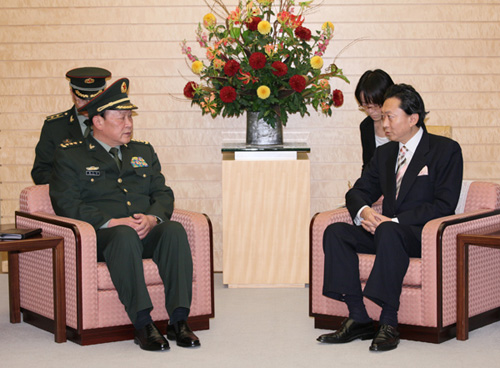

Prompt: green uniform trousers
[{"left": 96, "top": 221, "right": 193, "bottom": 324}]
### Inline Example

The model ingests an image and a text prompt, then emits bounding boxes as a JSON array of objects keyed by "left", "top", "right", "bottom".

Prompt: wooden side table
[
  {"left": 456, "top": 230, "right": 500, "bottom": 341},
  {"left": 222, "top": 143, "right": 310, "bottom": 287},
  {"left": 0, "top": 232, "right": 66, "bottom": 343}
]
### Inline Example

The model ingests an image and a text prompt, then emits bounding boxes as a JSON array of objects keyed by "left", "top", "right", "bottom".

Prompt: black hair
[
  {"left": 384, "top": 83, "right": 428, "bottom": 127},
  {"left": 354, "top": 69, "right": 394, "bottom": 107}
]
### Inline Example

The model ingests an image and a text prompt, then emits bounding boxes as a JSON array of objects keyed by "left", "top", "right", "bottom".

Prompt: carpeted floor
[{"left": 1, "top": 273, "right": 499, "bottom": 368}]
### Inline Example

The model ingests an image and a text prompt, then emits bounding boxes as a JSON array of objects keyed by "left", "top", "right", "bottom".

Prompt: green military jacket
[
  {"left": 32, "top": 106, "right": 85, "bottom": 185},
  {"left": 49, "top": 136, "right": 175, "bottom": 230}
]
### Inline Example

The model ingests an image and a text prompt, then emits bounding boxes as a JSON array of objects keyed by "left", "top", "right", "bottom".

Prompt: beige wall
[{"left": 0, "top": 0, "right": 499, "bottom": 271}]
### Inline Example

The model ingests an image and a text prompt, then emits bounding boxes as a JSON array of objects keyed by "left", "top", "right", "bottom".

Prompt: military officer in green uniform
[
  {"left": 31, "top": 67, "right": 112, "bottom": 184},
  {"left": 49, "top": 78, "right": 200, "bottom": 352}
]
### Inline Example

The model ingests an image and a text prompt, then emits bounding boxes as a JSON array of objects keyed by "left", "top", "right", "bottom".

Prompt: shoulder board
[
  {"left": 130, "top": 139, "right": 151, "bottom": 146},
  {"left": 59, "top": 141, "right": 84, "bottom": 149},
  {"left": 45, "top": 110, "right": 71, "bottom": 122}
]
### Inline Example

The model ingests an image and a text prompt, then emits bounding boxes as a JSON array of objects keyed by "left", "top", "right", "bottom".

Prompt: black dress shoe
[
  {"left": 167, "top": 320, "right": 201, "bottom": 347},
  {"left": 134, "top": 322, "right": 170, "bottom": 351},
  {"left": 317, "top": 317, "right": 375, "bottom": 344},
  {"left": 369, "top": 324, "right": 400, "bottom": 352}
]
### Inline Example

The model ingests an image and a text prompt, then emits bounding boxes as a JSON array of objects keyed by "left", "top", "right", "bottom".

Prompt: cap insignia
[
  {"left": 85, "top": 78, "right": 95, "bottom": 84},
  {"left": 121, "top": 82, "right": 127, "bottom": 93}
]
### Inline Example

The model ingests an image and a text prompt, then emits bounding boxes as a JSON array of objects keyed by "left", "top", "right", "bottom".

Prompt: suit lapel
[
  {"left": 67, "top": 107, "right": 84, "bottom": 140},
  {"left": 121, "top": 144, "right": 133, "bottom": 172},
  {"left": 396, "top": 131, "right": 430, "bottom": 205},
  {"left": 85, "top": 137, "right": 119, "bottom": 172},
  {"left": 383, "top": 143, "right": 399, "bottom": 212}
]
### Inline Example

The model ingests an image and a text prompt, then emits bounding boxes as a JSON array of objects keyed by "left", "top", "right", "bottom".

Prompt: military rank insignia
[
  {"left": 130, "top": 157, "right": 148, "bottom": 168},
  {"left": 86, "top": 166, "right": 101, "bottom": 176}
]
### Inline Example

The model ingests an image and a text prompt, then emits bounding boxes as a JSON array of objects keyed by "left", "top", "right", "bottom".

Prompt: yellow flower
[
  {"left": 310, "top": 56, "right": 324, "bottom": 70},
  {"left": 192, "top": 60, "right": 204, "bottom": 74},
  {"left": 258, "top": 20, "right": 271, "bottom": 35},
  {"left": 257, "top": 0, "right": 274, "bottom": 5},
  {"left": 203, "top": 13, "right": 217, "bottom": 28},
  {"left": 322, "top": 21, "right": 334, "bottom": 32},
  {"left": 257, "top": 85, "right": 271, "bottom": 99}
]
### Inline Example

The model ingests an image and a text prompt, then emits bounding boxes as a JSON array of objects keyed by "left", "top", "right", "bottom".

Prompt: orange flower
[
  {"left": 237, "top": 71, "right": 259, "bottom": 85},
  {"left": 200, "top": 93, "right": 217, "bottom": 114}
]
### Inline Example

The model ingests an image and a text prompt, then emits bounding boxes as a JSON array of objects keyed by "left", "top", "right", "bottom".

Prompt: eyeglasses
[{"left": 358, "top": 104, "right": 380, "bottom": 112}]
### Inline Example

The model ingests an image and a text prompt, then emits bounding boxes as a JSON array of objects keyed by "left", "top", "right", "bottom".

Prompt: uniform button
[
  {"left": 123, "top": 188, "right": 128, "bottom": 193},
  {"left": 117, "top": 178, "right": 123, "bottom": 183},
  {"left": 143, "top": 174, "right": 147, "bottom": 178},
  {"left": 127, "top": 201, "right": 131, "bottom": 206},
  {"left": 91, "top": 178, "right": 94, "bottom": 182}
]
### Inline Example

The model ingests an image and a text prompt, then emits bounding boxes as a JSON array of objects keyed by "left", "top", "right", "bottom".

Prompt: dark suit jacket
[
  {"left": 359, "top": 116, "right": 376, "bottom": 172},
  {"left": 32, "top": 106, "right": 84, "bottom": 185},
  {"left": 49, "top": 136, "right": 174, "bottom": 230},
  {"left": 346, "top": 129, "right": 463, "bottom": 240}
]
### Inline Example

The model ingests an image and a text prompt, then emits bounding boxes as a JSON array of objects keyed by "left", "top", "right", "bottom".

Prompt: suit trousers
[
  {"left": 96, "top": 221, "right": 193, "bottom": 324},
  {"left": 322, "top": 221, "right": 421, "bottom": 309}
]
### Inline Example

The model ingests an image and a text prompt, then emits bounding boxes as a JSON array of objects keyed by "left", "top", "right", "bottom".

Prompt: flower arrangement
[{"left": 181, "top": 0, "right": 349, "bottom": 128}]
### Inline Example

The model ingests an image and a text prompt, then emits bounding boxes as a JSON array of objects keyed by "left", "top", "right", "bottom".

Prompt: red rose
[
  {"left": 294, "top": 26, "right": 311, "bottom": 41},
  {"left": 271, "top": 61, "right": 288, "bottom": 77},
  {"left": 249, "top": 52, "right": 266, "bottom": 70},
  {"left": 332, "top": 89, "right": 344, "bottom": 107},
  {"left": 289, "top": 75, "right": 306, "bottom": 92},
  {"left": 224, "top": 60, "right": 240, "bottom": 76},
  {"left": 246, "top": 16, "right": 262, "bottom": 31},
  {"left": 183, "top": 81, "right": 198, "bottom": 99},
  {"left": 220, "top": 86, "right": 237, "bottom": 103}
]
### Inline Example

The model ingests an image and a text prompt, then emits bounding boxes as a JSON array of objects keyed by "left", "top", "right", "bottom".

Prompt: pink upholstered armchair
[
  {"left": 310, "top": 181, "right": 500, "bottom": 343},
  {"left": 15, "top": 184, "right": 214, "bottom": 345}
]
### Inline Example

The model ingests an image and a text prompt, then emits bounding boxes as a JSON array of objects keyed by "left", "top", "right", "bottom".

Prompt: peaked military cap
[
  {"left": 66, "top": 67, "right": 111, "bottom": 100},
  {"left": 78, "top": 78, "right": 138, "bottom": 118}
]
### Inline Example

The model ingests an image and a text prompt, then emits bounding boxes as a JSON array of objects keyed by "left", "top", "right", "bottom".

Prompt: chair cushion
[
  {"left": 358, "top": 254, "right": 422, "bottom": 287},
  {"left": 97, "top": 260, "right": 163, "bottom": 290}
]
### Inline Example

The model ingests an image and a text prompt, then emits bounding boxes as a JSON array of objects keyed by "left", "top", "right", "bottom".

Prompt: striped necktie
[{"left": 395, "top": 145, "right": 408, "bottom": 198}]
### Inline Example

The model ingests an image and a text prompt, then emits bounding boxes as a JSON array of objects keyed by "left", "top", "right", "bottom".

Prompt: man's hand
[
  {"left": 108, "top": 214, "right": 157, "bottom": 239},
  {"left": 360, "top": 207, "right": 392, "bottom": 235}
]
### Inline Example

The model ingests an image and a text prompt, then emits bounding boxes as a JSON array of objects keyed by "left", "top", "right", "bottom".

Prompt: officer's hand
[
  {"left": 132, "top": 213, "right": 156, "bottom": 239},
  {"left": 108, "top": 216, "right": 142, "bottom": 229}
]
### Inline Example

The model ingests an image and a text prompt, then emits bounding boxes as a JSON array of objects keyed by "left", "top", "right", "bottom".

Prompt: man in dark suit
[
  {"left": 31, "top": 67, "right": 111, "bottom": 184},
  {"left": 49, "top": 78, "right": 200, "bottom": 351},
  {"left": 317, "top": 84, "right": 463, "bottom": 351}
]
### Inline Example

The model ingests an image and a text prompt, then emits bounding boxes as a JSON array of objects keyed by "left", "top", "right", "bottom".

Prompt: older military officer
[
  {"left": 31, "top": 67, "right": 111, "bottom": 184},
  {"left": 49, "top": 78, "right": 199, "bottom": 351}
]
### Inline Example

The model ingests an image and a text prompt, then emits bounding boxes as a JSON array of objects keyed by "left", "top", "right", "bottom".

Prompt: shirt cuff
[
  {"left": 354, "top": 205, "right": 369, "bottom": 226},
  {"left": 100, "top": 220, "right": 110, "bottom": 229}
]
